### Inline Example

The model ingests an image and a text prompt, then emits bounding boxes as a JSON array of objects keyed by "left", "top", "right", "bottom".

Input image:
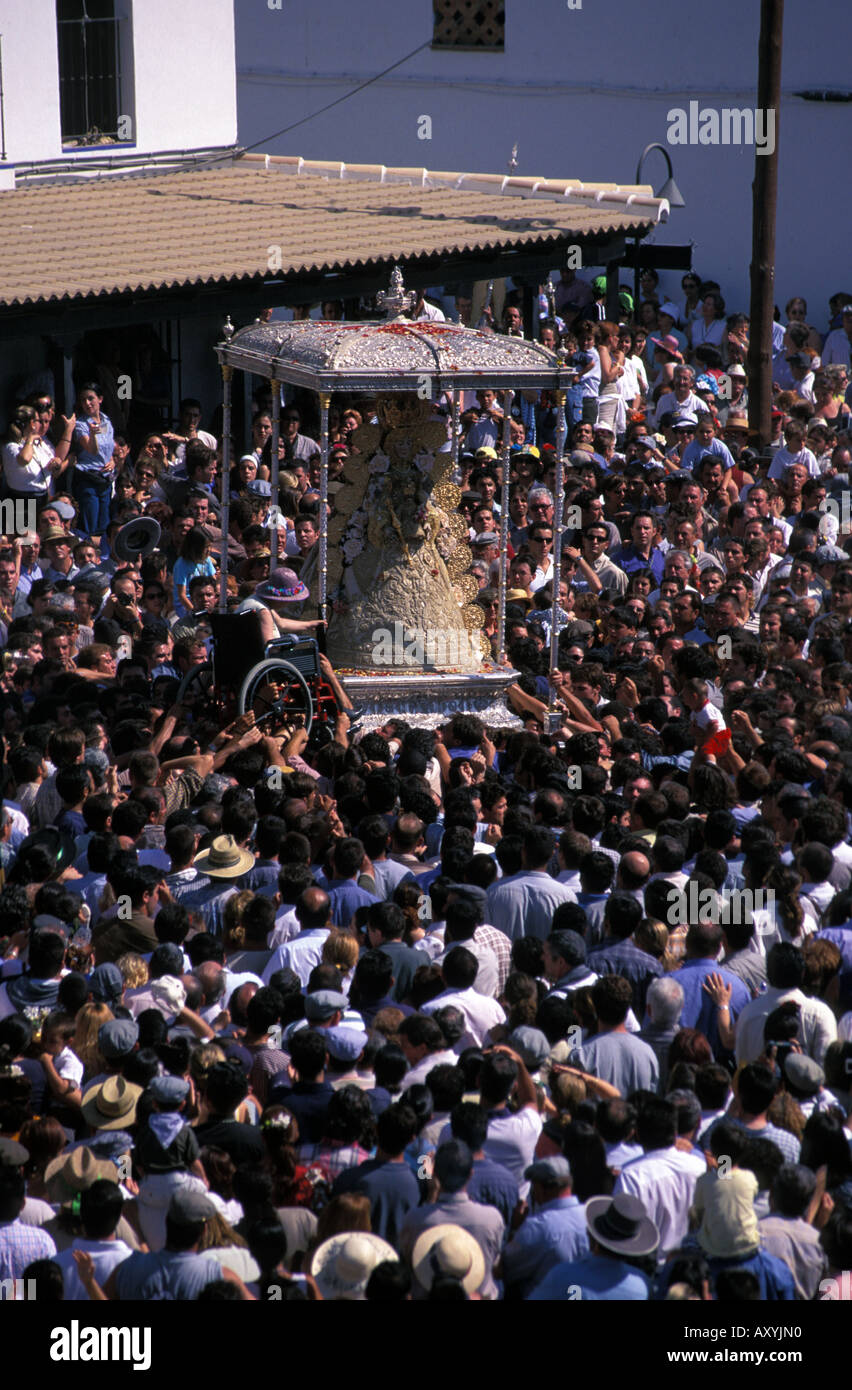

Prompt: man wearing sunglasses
[
  {"left": 527, "top": 525, "right": 555, "bottom": 594},
  {"left": 566, "top": 525, "right": 628, "bottom": 597}
]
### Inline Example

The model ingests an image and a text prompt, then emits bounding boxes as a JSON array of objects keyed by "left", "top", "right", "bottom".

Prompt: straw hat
[
  {"left": 309, "top": 1232, "right": 397, "bottom": 1300},
  {"left": 44, "top": 1146, "right": 121, "bottom": 1204},
  {"left": 80, "top": 1076, "right": 142, "bottom": 1132},
  {"left": 193, "top": 833, "right": 254, "bottom": 879},
  {"left": 41, "top": 524, "right": 70, "bottom": 545},
  {"left": 411, "top": 1224, "right": 485, "bottom": 1294}
]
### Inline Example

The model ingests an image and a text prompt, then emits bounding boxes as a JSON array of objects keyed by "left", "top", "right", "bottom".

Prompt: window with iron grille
[
  {"left": 56, "top": 0, "right": 133, "bottom": 146},
  {"left": 432, "top": 0, "right": 505, "bottom": 50}
]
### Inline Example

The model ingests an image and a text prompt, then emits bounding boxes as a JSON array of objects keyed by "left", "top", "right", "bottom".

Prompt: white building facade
[
  {"left": 235, "top": 0, "right": 850, "bottom": 324},
  {"left": 0, "top": 0, "right": 237, "bottom": 175}
]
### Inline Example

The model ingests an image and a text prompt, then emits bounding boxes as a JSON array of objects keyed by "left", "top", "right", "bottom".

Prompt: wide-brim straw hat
[
  {"left": 411, "top": 1224, "right": 486, "bottom": 1294},
  {"left": 193, "top": 833, "right": 254, "bottom": 879},
  {"left": 309, "top": 1232, "right": 398, "bottom": 1300},
  {"left": 80, "top": 1076, "right": 142, "bottom": 1132},
  {"left": 44, "top": 1145, "right": 122, "bottom": 1204}
]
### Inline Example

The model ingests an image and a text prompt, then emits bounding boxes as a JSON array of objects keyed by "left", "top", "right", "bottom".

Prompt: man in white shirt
[
  {"left": 261, "top": 887, "right": 331, "bottom": 988},
  {"left": 651, "top": 366, "right": 711, "bottom": 430},
  {"left": 614, "top": 1095, "right": 706, "bottom": 1258},
  {"left": 526, "top": 525, "right": 555, "bottom": 594},
  {"left": 435, "top": 897, "right": 499, "bottom": 998},
  {"left": 568, "top": 525, "right": 629, "bottom": 599},
  {"left": 421, "top": 947, "right": 505, "bottom": 1048},
  {"left": 398, "top": 1015, "right": 459, "bottom": 1090},
  {"left": 475, "top": 1048, "right": 543, "bottom": 1197},
  {"left": 438, "top": 1046, "right": 542, "bottom": 1201},
  {"left": 52, "top": 1177, "right": 133, "bottom": 1300},
  {"left": 734, "top": 941, "right": 837, "bottom": 1065},
  {"left": 413, "top": 292, "right": 447, "bottom": 323}
]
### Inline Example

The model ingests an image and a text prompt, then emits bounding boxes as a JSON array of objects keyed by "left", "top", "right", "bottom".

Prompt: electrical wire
[{"left": 193, "top": 37, "right": 433, "bottom": 170}]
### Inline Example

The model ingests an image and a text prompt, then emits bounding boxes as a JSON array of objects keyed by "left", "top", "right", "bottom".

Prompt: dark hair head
[
  {"left": 245, "top": 1217, "right": 287, "bottom": 1277},
  {"left": 766, "top": 942, "right": 806, "bottom": 991},
  {"left": 737, "top": 1063, "right": 778, "bottom": 1117},
  {"left": 289, "top": 1028, "right": 327, "bottom": 1080},
  {"left": 80, "top": 1178, "right": 124, "bottom": 1240},
  {"left": 436, "top": 939, "right": 476, "bottom": 990},
  {"left": 204, "top": 1060, "right": 249, "bottom": 1115},
  {"left": 449, "top": 1100, "right": 489, "bottom": 1152},
  {"left": 636, "top": 1096, "right": 677, "bottom": 1150},
  {"left": 591, "top": 974, "right": 633, "bottom": 1025},
  {"left": 365, "top": 1260, "right": 412, "bottom": 1301},
  {"left": 376, "top": 1102, "right": 419, "bottom": 1157}
]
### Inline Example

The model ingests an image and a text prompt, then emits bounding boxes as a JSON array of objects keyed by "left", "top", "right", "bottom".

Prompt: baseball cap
[
  {"left": 324, "top": 1026, "right": 368, "bottom": 1063},
  {"left": 88, "top": 963, "right": 124, "bottom": 1005},
  {"left": 509, "top": 1026, "right": 551, "bottom": 1070},
  {"left": 563, "top": 619, "right": 594, "bottom": 639},
  {"left": 168, "top": 1188, "right": 216, "bottom": 1225},
  {"left": 305, "top": 990, "right": 349, "bottom": 1022},
  {"left": 783, "top": 1053, "right": 824, "bottom": 1096},
  {"left": 444, "top": 883, "right": 488, "bottom": 907},
  {"left": 0, "top": 1137, "right": 29, "bottom": 1167},
  {"left": 148, "top": 1075, "right": 190, "bottom": 1106},
  {"left": 98, "top": 1018, "right": 139, "bottom": 1061},
  {"left": 525, "top": 1156, "right": 572, "bottom": 1185}
]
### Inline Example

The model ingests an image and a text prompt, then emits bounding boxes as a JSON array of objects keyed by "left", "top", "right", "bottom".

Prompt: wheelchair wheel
[
  {"left": 238, "top": 658, "right": 314, "bottom": 735},
  {"left": 175, "top": 662, "right": 215, "bottom": 712}
]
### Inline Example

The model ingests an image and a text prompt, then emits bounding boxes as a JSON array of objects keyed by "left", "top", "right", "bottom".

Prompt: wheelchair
[{"left": 175, "top": 609, "right": 339, "bottom": 743}]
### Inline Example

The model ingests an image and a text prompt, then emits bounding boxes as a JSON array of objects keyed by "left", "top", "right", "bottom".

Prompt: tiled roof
[{"left": 0, "top": 155, "right": 668, "bottom": 307}]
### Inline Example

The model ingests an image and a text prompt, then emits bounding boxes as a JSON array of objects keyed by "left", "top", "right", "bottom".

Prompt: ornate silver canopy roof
[{"left": 217, "top": 267, "right": 573, "bottom": 392}]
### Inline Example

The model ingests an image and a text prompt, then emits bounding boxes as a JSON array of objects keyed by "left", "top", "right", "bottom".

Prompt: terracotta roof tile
[{"left": 0, "top": 161, "right": 665, "bottom": 308}]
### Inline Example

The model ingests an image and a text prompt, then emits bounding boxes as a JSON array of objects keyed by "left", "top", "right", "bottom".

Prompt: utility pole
[{"left": 747, "top": 0, "right": 784, "bottom": 450}]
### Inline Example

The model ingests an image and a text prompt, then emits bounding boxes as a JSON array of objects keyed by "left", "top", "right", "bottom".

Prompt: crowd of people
[{"left": 0, "top": 269, "right": 852, "bottom": 1302}]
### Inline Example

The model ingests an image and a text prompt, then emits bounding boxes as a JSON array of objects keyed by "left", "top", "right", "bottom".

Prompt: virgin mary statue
[{"left": 325, "top": 393, "right": 484, "bottom": 672}]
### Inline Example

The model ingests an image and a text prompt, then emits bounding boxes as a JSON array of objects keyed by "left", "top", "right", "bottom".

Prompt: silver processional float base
[{"left": 336, "top": 667, "right": 523, "bottom": 733}]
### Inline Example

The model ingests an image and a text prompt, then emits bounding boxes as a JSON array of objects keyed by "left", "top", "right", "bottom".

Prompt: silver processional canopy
[{"left": 216, "top": 266, "right": 573, "bottom": 393}]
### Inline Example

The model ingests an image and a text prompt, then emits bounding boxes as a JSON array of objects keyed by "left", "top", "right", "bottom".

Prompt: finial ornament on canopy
[{"left": 376, "top": 265, "right": 416, "bottom": 321}]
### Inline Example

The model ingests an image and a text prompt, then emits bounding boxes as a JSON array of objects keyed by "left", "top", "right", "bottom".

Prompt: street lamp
[{"left": 633, "top": 144, "right": 686, "bottom": 315}]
